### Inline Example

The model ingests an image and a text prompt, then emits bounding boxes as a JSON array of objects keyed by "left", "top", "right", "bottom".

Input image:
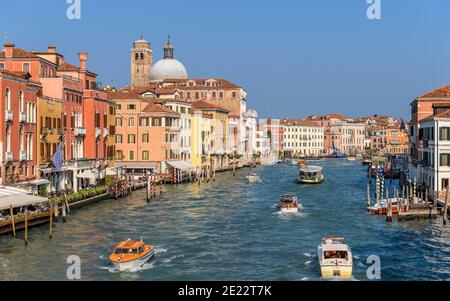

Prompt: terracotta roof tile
[
  {"left": 0, "top": 48, "right": 38, "bottom": 58},
  {"left": 191, "top": 100, "right": 230, "bottom": 113},
  {"left": 418, "top": 84, "right": 450, "bottom": 99},
  {"left": 142, "top": 101, "right": 179, "bottom": 114}
]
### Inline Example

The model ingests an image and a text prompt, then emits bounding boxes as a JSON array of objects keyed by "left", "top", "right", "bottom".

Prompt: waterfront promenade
[{"left": 1, "top": 160, "right": 449, "bottom": 281}]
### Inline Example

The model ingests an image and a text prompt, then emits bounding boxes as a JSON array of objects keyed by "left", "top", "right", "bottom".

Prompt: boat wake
[
  {"left": 162, "top": 254, "right": 184, "bottom": 263},
  {"left": 303, "top": 252, "right": 313, "bottom": 258},
  {"left": 155, "top": 248, "right": 168, "bottom": 254},
  {"left": 304, "top": 260, "right": 312, "bottom": 266},
  {"left": 102, "top": 262, "right": 155, "bottom": 273}
]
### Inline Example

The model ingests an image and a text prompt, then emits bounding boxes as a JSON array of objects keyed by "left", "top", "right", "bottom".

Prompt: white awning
[
  {"left": 27, "top": 179, "right": 50, "bottom": 186},
  {"left": 166, "top": 160, "right": 195, "bottom": 171},
  {"left": 77, "top": 169, "right": 105, "bottom": 180},
  {"left": 106, "top": 167, "right": 118, "bottom": 176},
  {"left": 0, "top": 186, "right": 48, "bottom": 210},
  {"left": 115, "top": 162, "right": 158, "bottom": 170}
]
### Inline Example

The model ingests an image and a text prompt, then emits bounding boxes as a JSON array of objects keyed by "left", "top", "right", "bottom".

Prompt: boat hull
[
  {"left": 246, "top": 176, "right": 260, "bottom": 183},
  {"left": 112, "top": 249, "right": 155, "bottom": 272},
  {"left": 320, "top": 265, "right": 353, "bottom": 278},
  {"left": 298, "top": 178, "right": 324, "bottom": 184},
  {"left": 280, "top": 207, "right": 298, "bottom": 213}
]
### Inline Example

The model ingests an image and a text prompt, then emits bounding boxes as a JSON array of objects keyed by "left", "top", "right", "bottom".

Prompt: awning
[
  {"left": 105, "top": 167, "right": 118, "bottom": 176},
  {"left": 0, "top": 186, "right": 48, "bottom": 210},
  {"left": 115, "top": 162, "right": 158, "bottom": 170},
  {"left": 76, "top": 169, "right": 105, "bottom": 180},
  {"left": 27, "top": 179, "right": 50, "bottom": 186},
  {"left": 166, "top": 160, "right": 195, "bottom": 171}
]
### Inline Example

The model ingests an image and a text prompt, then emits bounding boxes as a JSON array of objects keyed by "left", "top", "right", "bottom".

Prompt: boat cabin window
[
  {"left": 115, "top": 248, "right": 138, "bottom": 254},
  {"left": 324, "top": 250, "right": 348, "bottom": 260},
  {"left": 138, "top": 246, "right": 144, "bottom": 253}
]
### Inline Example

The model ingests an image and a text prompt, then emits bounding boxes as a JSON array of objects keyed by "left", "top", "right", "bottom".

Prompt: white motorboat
[
  {"left": 246, "top": 173, "right": 261, "bottom": 183},
  {"left": 109, "top": 239, "right": 156, "bottom": 272},
  {"left": 279, "top": 194, "right": 299, "bottom": 213},
  {"left": 317, "top": 237, "right": 353, "bottom": 278}
]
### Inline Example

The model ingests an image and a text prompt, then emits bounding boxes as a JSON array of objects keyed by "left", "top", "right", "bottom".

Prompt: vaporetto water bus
[{"left": 298, "top": 166, "right": 324, "bottom": 184}]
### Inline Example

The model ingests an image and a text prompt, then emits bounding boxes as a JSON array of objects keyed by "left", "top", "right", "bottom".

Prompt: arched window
[
  {"left": 5, "top": 88, "right": 11, "bottom": 111},
  {"left": 135, "top": 53, "right": 139, "bottom": 60},
  {"left": 19, "top": 90, "right": 24, "bottom": 112},
  {"left": 140, "top": 53, "right": 144, "bottom": 60}
]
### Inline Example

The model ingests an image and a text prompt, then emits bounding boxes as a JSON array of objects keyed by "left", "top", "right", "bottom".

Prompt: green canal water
[{"left": 1, "top": 159, "right": 450, "bottom": 281}]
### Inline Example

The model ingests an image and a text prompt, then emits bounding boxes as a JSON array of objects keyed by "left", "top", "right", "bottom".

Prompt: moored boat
[
  {"left": 347, "top": 156, "right": 357, "bottom": 161},
  {"left": 246, "top": 173, "right": 261, "bottom": 183},
  {"left": 317, "top": 237, "right": 353, "bottom": 278},
  {"left": 367, "top": 198, "right": 405, "bottom": 215},
  {"left": 109, "top": 239, "right": 156, "bottom": 271},
  {"left": 279, "top": 194, "right": 299, "bottom": 213},
  {"left": 298, "top": 166, "right": 324, "bottom": 184},
  {"left": 361, "top": 156, "right": 372, "bottom": 165},
  {"left": 297, "top": 160, "right": 308, "bottom": 167}
]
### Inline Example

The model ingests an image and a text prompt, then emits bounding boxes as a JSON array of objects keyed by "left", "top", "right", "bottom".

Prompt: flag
[{"left": 52, "top": 144, "right": 63, "bottom": 171}]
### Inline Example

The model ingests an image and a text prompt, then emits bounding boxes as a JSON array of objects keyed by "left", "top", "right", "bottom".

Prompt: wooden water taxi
[
  {"left": 361, "top": 156, "right": 372, "bottom": 165},
  {"left": 367, "top": 198, "right": 404, "bottom": 215},
  {"left": 109, "top": 239, "right": 156, "bottom": 271},
  {"left": 317, "top": 237, "right": 353, "bottom": 278},
  {"left": 246, "top": 173, "right": 261, "bottom": 183},
  {"left": 279, "top": 194, "right": 299, "bottom": 213},
  {"left": 298, "top": 166, "right": 324, "bottom": 184},
  {"left": 297, "top": 160, "right": 308, "bottom": 168}
]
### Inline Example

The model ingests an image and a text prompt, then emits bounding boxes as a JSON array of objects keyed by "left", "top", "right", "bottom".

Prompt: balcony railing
[
  {"left": 5, "top": 152, "right": 13, "bottom": 162},
  {"left": 20, "top": 150, "right": 27, "bottom": 161},
  {"left": 5, "top": 110, "right": 13, "bottom": 122},
  {"left": 74, "top": 127, "right": 86, "bottom": 136},
  {"left": 19, "top": 112, "right": 27, "bottom": 123}
]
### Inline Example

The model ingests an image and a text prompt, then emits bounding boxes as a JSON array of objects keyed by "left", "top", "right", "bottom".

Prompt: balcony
[
  {"left": 103, "top": 128, "right": 109, "bottom": 138},
  {"left": 5, "top": 110, "right": 13, "bottom": 122},
  {"left": 19, "top": 112, "right": 27, "bottom": 123},
  {"left": 20, "top": 150, "right": 27, "bottom": 161},
  {"left": 5, "top": 152, "right": 13, "bottom": 163},
  {"left": 95, "top": 127, "right": 101, "bottom": 138},
  {"left": 74, "top": 127, "right": 86, "bottom": 136}
]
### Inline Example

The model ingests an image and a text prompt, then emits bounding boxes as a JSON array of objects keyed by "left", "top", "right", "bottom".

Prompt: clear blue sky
[{"left": 1, "top": 0, "right": 450, "bottom": 120}]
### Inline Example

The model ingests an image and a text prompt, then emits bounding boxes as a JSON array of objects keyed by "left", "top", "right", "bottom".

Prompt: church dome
[
  {"left": 151, "top": 37, "right": 188, "bottom": 82},
  {"left": 151, "top": 58, "right": 188, "bottom": 82}
]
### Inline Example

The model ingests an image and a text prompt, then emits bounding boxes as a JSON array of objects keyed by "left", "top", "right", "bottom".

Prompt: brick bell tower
[{"left": 130, "top": 36, "right": 152, "bottom": 88}]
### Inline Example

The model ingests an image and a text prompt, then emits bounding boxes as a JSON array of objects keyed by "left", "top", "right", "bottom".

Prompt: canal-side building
[
  {"left": 258, "top": 118, "right": 284, "bottom": 160},
  {"left": 109, "top": 90, "right": 182, "bottom": 174},
  {"left": 330, "top": 121, "right": 366, "bottom": 155},
  {"left": 36, "top": 94, "right": 63, "bottom": 191},
  {"left": 305, "top": 113, "right": 353, "bottom": 155},
  {"left": 0, "top": 68, "right": 40, "bottom": 185},
  {"left": 366, "top": 125, "right": 409, "bottom": 156},
  {"left": 417, "top": 109, "right": 450, "bottom": 200},
  {"left": 280, "top": 119, "right": 325, "bottom": 158},
  {"left": 191, "top": 100, "right": 229, "bottom": 170},
  {"left": 408, "top": 84, "right": 450, "bottom": 181},
  {"left": 255, "top": 125, "right": 272, "bottom": 164}
]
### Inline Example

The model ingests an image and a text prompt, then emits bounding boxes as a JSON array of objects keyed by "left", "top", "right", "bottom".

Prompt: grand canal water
[{"left": 1, "top": 159, "right": 450, "bottom": 281}]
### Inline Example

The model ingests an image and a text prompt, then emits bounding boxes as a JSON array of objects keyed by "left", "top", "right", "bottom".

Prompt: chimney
[
  {"left": 48, "top": 45, "right": 57, "bottom": 53},
  {"left": 78, "top": 52, "right": 88, "bottom": 71},
  {"left": 3, "top": 43, "right": 15, "bottom": 58}
]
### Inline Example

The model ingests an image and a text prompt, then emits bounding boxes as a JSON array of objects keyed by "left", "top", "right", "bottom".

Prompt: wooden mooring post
[
  {"left": 24, "top": 207, "right": 28, "bottom": 245},
  {"left": 54, "top": 204, "right": 59, "bottom": 222},
  {"left": 146, "top": 172, "right": 151, "bottom": 202},
  {"left": 9, "top": 205, "right": 16, "bottom": 237},
  {"left": 62, "top": 204, "right": 67, "bottom": 223},
  {"left": 367, "top": 183, "right": 371, "bottom": 207},
  {"left": 386, "top": 187, "right": 392, "bottom": 222},
  {"left": 444, "top": 187, "right": 449, "bottom": 225},
  {"left": 49, "top": 206, "right": 53, "bottom": 239}
]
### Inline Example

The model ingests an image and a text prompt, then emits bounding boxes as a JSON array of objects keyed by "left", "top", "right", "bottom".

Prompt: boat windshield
[
  {"left": 115, "top": 248, "right": 139, "bottom": 254},
  {"left": 324, "top": 250, "right": 348, "bottom": 260}
]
